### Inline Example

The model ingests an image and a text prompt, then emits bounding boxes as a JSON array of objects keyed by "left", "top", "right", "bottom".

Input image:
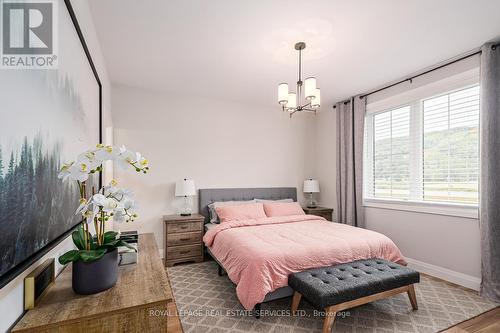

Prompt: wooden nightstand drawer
[
  {"left": 167, "top": 221, "right": 202, "bottom": 234},
  {"left": 167, "top": 244, "right": 202, "bottom": 260},
  {"left": 302, "top": 207, "right": 334, "bottom": 221},
  {"left": 167, "top": 231, "right": 202, "bottom": 246}
]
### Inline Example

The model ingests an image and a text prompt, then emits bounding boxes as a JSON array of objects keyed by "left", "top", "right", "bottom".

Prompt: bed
[
  {"left": 200, "top": 187, "right": 299, "bottom": 307},
  {"left": 199, "top": 187, "right": 406, "bottom": 311}
]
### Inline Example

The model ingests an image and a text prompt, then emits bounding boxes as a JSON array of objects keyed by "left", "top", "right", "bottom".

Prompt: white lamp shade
[
  {"left": 311, "top": 88, "right": 321, "bottom": 107},
  {"left": 175, "top": 179, "right": 196, "bottom": 196},
  {"left": 303, "top": 179, "right": 320, "bottom": 193},
  {"left": 304, "top": 77, "right": 317, "bottom": 100},
  {"left": 278, "top": 83, "right": 289, "bottom": 105},
  {"left": 286, "top": 92, "right": 297, "bottom": 109}
]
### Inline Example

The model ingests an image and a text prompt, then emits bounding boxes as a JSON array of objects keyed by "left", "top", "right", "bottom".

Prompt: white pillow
[
  {"left": 254, "top": 198, "right": 294, "bottom": 203},
  {"left": 208, "top": 200, "right": 256, "bottom": 223}
]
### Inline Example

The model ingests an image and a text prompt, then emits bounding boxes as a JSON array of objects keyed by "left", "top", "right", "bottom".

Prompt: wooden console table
[{"left": 12, "top": 233, "right": 173, "bottom": 333}]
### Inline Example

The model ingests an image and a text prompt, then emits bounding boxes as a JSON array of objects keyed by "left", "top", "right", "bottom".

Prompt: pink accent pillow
[
  {"left": 215, "top": 203, "right": 267, "bottom": 223},
  {"left": 263, "top": 202, "right": 305, "bottom": 217}
]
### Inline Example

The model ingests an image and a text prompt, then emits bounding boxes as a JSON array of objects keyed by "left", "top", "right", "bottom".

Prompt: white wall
[
  {"left": 314, "top": 55, "right": 482, "bottom": 289},
  {"left": 364, "top": 208, "right": 480, "bottom": 287},
  {"left": 0, "top": 1, "right": 112, "bottom": 331},
  {"left": 315, "top": 107, "right": 337, "bottom": 215},
  {"left": 111, "top": 84, "right": 316, "bottom": 254}
]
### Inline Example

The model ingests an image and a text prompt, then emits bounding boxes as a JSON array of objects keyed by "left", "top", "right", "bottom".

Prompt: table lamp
[
  {"left": 303, "top": 179, "right": 320, "bottom": 208},
  {"left": 175, "top": 178, "right": 196, "bottom": 216}
]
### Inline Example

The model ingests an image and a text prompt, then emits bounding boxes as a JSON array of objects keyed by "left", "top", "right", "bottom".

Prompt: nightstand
[
  {"left": 163, "top": 214, "right": 204, "bottom": 267},
  {"left": 302, "top": 206, "right": 334, "bottom": 221}
]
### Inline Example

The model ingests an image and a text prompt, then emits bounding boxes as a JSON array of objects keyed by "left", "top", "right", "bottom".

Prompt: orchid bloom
[{"left": 58, "top": 144, "right": 149, "bottom": 181}]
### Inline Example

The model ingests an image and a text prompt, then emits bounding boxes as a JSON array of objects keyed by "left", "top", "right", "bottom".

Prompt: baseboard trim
[{"left": 405, "top": 257, "right": 481, "bottom": 291}]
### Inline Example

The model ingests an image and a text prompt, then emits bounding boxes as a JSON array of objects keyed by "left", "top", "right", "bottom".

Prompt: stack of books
[{"left": 118, "top": 231, "right": 138, "bottom": 266}]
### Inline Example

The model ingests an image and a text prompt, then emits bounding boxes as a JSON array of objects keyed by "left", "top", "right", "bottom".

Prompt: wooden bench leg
[
  {"left": 322, "top": 305, "right": 337, "bottom": 333},
  {"left": 407, "top": 284, "right": 418, "bottom": 310},
  {"left": 291, "top": 292, "right": 302, "bottom": 315}
]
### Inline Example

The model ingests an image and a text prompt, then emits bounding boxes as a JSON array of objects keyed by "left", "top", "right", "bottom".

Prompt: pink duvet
[{"left": 203, "top": 215, "right": 406, "bottom": 310}]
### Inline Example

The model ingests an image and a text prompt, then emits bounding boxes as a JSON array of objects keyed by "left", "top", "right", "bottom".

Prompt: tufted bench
[{"left": 288, "top": 258, "right": 419, "bottom": 333}]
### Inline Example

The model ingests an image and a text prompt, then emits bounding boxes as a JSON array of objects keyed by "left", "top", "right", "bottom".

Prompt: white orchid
[
  {"left": 94, "top": 144, "right": 118, "bottom": 161},
  {"left": 113, "top": 146, "right": 149, "bottom": 173},
  {"left": 67, "top": 161, "right": 91, "bottom": 182},
  {"left": 58, "top": 145, "right": 147, "bottom": 253},
  {"left": 77, "top": 150, "right": 101, "bottom": 169},
  {"left": 59, "top": 145, "right": 148, "bottom": 185},
  {"left": 82, "top": 204, "right": 99, "bottom": 224},
  {"left": 75, "top": 198, "right": 99, "bottom": 224},
  {"left": 138, "top": 155, "right": 149, "bottom": 170},
  {"left": 114, "top": 146, "right": 135, "bottom": 170},
  {"left": 57, "top": 161, "right": 74, "bottom": 180},
  {"left": 76, "top": 198, "right": 89, "bottom": 215},
  {"left": 113, "top": 209, "right": 127, "bottom": 223},
  {"left": 92, "top": 193, "right": 120, "bottom": 213}
]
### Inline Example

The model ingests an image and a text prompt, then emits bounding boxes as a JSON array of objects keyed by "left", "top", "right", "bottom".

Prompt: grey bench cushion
[{"left": 288, "top": 258, "right": 420, "bottom": 309}]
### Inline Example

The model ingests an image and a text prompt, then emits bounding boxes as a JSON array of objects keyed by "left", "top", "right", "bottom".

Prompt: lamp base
[
  {"left": 306, "top": 192, "right": 317, "bottom": 209},
  {"left": 180, "top": 213, "right": 192, "bottom": 216}
]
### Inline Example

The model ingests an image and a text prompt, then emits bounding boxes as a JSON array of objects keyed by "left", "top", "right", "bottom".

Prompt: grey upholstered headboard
[{"left": 199, "top": 187, "right": 297, "bottom": 224}]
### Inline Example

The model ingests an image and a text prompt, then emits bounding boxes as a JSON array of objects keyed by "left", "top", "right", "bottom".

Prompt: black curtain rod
[
  {"left": 332, "top": 42, "right": 499, "bottom": 108},
  {"left": 357, "top": 50, "right": 481, "bottom": 99}
]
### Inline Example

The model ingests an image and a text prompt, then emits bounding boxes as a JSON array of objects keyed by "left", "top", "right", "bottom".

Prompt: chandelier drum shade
[{"left": 278, "top": 42, "right": 321, "bottom": 118}]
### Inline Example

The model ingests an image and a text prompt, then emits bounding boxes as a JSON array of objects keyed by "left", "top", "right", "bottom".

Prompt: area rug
[{"left": 168, "top": 261, "right": 497, "bottom": 333}]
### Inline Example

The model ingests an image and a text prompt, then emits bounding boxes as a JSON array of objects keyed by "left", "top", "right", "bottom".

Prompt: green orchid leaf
[
  {"left": 79, "top": 249, "right": 107, "bottom": 262},
  {"left": 72, "top": 226, "right": 86, "bottom": 250},
  {"left": 72, "top": 225, "right": 95, "bottom": 250},
  {"left": 58, "top": 250, "right": 80, "bottom": 265},
  {"left": 103, "top": 231, "right": 118, "bottom": 244}
]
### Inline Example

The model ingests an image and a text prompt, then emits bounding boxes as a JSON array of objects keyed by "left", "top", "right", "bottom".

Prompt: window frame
[{"left": 363, "top": 69, "right": 479, "bottom": 219}]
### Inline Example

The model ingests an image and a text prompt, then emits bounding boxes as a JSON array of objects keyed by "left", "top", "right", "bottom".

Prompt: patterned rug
[{"left": 168, "top": 261, "right": 497, "bottom": 333}]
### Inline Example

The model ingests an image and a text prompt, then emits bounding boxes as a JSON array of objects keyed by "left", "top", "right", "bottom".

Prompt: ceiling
[{"left": 88, "top": 0, "right": 500, "bottom": 108}]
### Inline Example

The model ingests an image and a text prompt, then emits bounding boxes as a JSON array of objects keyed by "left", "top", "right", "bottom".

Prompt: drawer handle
[
  {"left": 180, "top": 238, "right": 190, "bottom": 241},
  {"left": 179, "top": 250, "right": 190, "bottom": 254},
  {"left": 180, "top": 226, "right": 188, "bottom": 229}
]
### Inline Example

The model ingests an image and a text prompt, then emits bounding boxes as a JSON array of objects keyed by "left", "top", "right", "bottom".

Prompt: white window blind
[
  {"left": 364, "top": 85, "right": 479, "bottom": 206},
  {"left": 422, "top": 86, "right": 479, "bottom": 203},
  {"left": 372, "top": 106, "right": 410, "bottom": 199}
]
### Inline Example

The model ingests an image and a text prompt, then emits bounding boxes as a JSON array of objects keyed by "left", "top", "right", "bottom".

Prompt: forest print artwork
[{"left": 0, "top": 1, "right": 99, "bottom": 282}]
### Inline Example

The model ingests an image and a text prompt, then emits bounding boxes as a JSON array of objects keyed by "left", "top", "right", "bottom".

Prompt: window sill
[{"left": 363, "top": 198, "right": 478, "bottom": 219}]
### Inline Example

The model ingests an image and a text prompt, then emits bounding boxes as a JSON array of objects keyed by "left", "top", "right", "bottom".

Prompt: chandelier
[{"left": 278, "top": 42, "right": 321, "bottom": 118}]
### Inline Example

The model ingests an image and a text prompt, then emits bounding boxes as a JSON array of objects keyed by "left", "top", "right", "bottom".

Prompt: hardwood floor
[
  {"left": 441, "top": 307, "right": 500, "bottom": 333},
  {"left": 167, "top": 302, "right": 183, "bottom": 333}
]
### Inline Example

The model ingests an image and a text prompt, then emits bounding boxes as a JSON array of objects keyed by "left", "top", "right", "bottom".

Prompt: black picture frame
[{"left": 0, "top": 0, "right": 102, "bottom": 290}]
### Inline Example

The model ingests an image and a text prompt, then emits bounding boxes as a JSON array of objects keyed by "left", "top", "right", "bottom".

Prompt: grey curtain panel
[
  {"left": 335, "top": 96, "right": 366, "bottom": 227},
  {"left": 479, "top": 43, "right": 500, "bottom": 303}
]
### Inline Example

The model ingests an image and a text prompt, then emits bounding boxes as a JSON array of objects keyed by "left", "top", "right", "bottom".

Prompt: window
[
  {"left": 422, "top": 86, "right": 479, "bottom": 203},
  {"left": 372, "top": 106, "right": 411, "bottom": 199},
  {"left": 364, "top": 84, "right": 480, "bottom": 211}
]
